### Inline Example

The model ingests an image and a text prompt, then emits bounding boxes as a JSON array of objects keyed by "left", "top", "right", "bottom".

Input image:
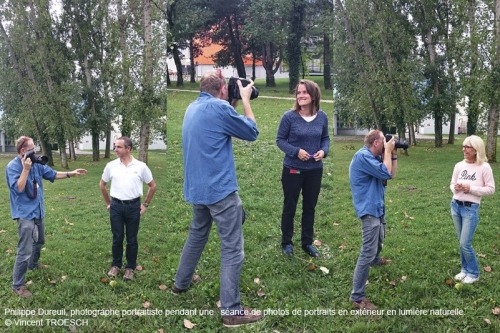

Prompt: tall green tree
[{"left": 287, "top": 0, "right": 306, "bottom": 93}]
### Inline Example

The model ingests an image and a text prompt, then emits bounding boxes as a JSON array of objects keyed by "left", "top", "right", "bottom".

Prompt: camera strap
[{"left": 25, "top": 179, "right": 38, "bottom": 199}]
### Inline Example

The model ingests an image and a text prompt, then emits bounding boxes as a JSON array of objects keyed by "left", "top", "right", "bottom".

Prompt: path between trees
[{"left": 167, "top": 89, "right": 334, "bottom": 103}]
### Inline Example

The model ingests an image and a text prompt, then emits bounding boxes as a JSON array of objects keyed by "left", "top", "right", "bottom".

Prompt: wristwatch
[{"left": 142, "top": 202, "right": 149, "bottom": 208}]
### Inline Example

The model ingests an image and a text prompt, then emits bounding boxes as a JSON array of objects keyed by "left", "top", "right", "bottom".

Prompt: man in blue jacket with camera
[{"left": 6, "top": 136, "right": 87, "bottom": 297}]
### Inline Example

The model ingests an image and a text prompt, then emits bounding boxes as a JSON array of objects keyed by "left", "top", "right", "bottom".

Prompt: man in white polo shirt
[{"left": 99, "top": 136, "right": 156, "bottom": 281}]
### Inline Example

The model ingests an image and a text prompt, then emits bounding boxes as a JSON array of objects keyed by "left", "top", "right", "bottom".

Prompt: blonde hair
[
  {"left": 200, "top": 69, "right": 226, "bottom": 97},
  {"left": 16, "top": 136, "right": 32, "bottom": 153},
  {"left": 463, "top": 135, "right": 487, "bottom": 165},
  {"left": 364, "top": 129, "right": 383, "bottom": 147}
]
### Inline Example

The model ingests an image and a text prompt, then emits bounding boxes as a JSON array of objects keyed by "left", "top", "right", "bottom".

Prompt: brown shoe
[
  {"left": 171, "top": 274, "right": 201, "bottom": 294},
  {"left": 123, "top": 268, "right": 134, "bottom": 281},
  {"left": 372, "top": 258, "right": 392, "bottom": 267},
  {"left": 107, "top": 266, "right": 120, "bottom": 278},
  {"left": 351, "top": 297, "right": 377, "bottom": 310},
  {"left": 222, "top": 307, "right": 264, "bottom": 328},
  {"left": 13, "top": 286, "right": 33, "bottom": 298}
]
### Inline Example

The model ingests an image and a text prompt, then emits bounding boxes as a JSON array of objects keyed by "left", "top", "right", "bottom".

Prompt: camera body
[
  {"left": 227, "top": 77, "right": 259, "bottom": 101},
  {"left": 24, "top": 150, "right": 49, "bottom": 165},
  {"left": 385, "top": 134, "right": 409, "bottom": 150}
]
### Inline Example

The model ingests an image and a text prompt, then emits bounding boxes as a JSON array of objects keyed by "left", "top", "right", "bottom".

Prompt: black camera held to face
[
  {"left": 23, "top": 149, "right": 49, "bottom": 165},
  {"left": 227, "top": 77, "right": 259, "bottom": 101},
  {"left": 385, "top": 134, "right": 409, "bottom": 150}
]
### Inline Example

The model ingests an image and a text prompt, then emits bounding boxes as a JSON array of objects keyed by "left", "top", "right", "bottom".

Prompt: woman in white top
[{"left": 450, "top": 135, "right": 495, "bottom": 284}]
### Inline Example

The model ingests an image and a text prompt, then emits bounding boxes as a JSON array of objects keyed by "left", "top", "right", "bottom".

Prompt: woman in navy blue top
[{"left": 276, "top": 80, "right": 330, "bottom": 257}]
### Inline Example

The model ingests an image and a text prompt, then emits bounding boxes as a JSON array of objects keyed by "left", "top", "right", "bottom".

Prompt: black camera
[
  {"left": 24, "top": 150, "right": 49, "bottom": 165},
  {"left": 385, "top": 134, "right": 409, "bottom": 150},
  {"left": 227, "top": 77, "right": 259, "bottom": 101}
]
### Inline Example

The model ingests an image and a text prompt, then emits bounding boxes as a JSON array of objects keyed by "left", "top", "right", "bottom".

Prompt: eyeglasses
[{"left": 462, "top": 145, "right": 474, "bottom": 150}]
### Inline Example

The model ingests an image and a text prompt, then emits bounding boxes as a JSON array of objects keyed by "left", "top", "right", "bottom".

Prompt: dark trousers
[
  {"left": 110, "top": 199, "right": 141, "bottom": 269},
  {"left": 280, "top": 166, "right": 323, "bottom": 247}
]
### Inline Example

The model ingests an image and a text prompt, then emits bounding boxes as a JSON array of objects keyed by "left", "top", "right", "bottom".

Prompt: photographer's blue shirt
[
  {"left": 182, "top": 92, "right": 259, "bottom": 205},
  {"left": 276, "top": 110, "right": 330, "bottom": 170},
  {"left": 349, "top": 146, "right": 392, "bottom": 218},
  {"left": 6, "top": 156, "right": 57, "bottom": 220}
]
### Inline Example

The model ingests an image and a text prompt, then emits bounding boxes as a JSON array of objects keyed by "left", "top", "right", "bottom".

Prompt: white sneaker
[
  {"left": 454, "top": 272, "right": 466, "bottom": 281},
  {"left": 462, "top": 276, "right": 479, "bottom": 284}
]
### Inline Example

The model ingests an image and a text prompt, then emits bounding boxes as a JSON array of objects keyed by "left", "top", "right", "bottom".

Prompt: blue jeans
[
  {"left": 350, "top": 215, "right": 385, "bottom": 302},
  {"left": 451, "top": 200, "right": 480, "bottom": 278},
  {"left": 280, "top": 166, "right": 323, "bottom": 247},
  {"left": 109, "top": 199, "right": 141, "bottom": 269},
  {"left": 12, "top": 218, "right": 45, "bottom": 289},
  {"left": 174, "top": 192, "right": 244, "bottom": 314}
]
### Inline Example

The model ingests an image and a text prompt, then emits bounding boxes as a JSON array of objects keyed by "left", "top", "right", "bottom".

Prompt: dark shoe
[
  {"left": 351, "top": 297, "right": 377, "bottom": 310},
  {"left": 222, "top": 307, "right": 264, "bottom": 328},
  {"left": 302, "top": 244, "right": 320, "bottom": 257},
  {"left": 107, "top": 266, "right": 120, "bottom": 278},
  {"left": 29, "top": 263, "right": 49, "bottom": 270},
  {"left": 13, "top": 286, "right": 33, "bottom": 298},
  {"left": 171, "top": 274, "right": 201, "bottom": 295},
  {"left": 282, "top": 244, "right": 293, "bottom": 256},
  {"left": 123, "top": 268, "right": 134, "bottom": 281},
  {"left": 372, "top": 258, "right": 392, "bottom": 267}
]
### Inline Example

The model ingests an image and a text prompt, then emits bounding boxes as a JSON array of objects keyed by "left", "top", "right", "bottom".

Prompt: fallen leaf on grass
[
  {"left": 64, "top": 218, "right": 74, "bottom": 226},
  {"left": 313, "top": 239, "right": 322, "bottom": 246},
  {"left": 445, "top": 279, "right": 453, "bottom": 285},
  {"left": 5, "top": 249, "right": 13, "bottom": 254},
  {"left": 319, "top": 267, "right": 329, "bottom": 274},
  {"left": 484, "top": 318, "right": 491, "bottom": 325},
  {"left": 338, "top": 244, "right": 347, "bottom": 250},
  {"left": 254, "top": 277, "right": 261, "bottom": 284},
  {"left": 26, "top": 280, "right": 33, "bottom": 285},
  {"left": 143, "top": 301, "right": 151, "bottom": 309},
  {"left": 333, "top": 223, "right": 339, "bottom": 226},
  {"left": 389, "top": 280, "right": 397, "bottom": 286},
  {"left": 307, "top": 263, "right": 316, "bottom": 271},
  {"left": 257, "top": 288, "right": 265, "bottom": 297},
  {"left": 216, "top": 300, "right": 221, "bottom": 308},
  {"left": 478, "top": 253, "right": 486, "bottom": 258},
  {"left": 159, "top": 285, "right": 167, "bottom": 291},
  {"left": 61, "top": 275, "right": 67, "bottom": 281},
  {"left": 153, "top": 257, "right": 160, "bottom": 263},
  {"left": 101, "top": 277, "right": 108, "bottom": 283},
  {"left": 403, "top": 212, "right": 414, "bottom": 220},
  {"left": 158, "top": 329, "right": 165, "bottom": 333},
  {"left": 492, "top": 307, "right": 500, "bottom": 315},
  {"left": 136, "top": 265, "right": 143, "bottom": 271},
  {"left": 50, "top": 279, "right": 57, "bottom": 284},
  {"left": 0, "top": 229, "right": 6, "bottom": 233},
  {"left": 401, "top": 276, "right": 407, "bottom": 282},
  {"left": 183, "top": 319, "right": 196, "bottom": 329},
  {"left": 484, "top": 266, "right": 492, "bottom": 272}
]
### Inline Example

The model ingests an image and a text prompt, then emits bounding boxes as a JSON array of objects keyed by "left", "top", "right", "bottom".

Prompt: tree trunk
[
  {"left": 189, "top": 37, "right": 196, "bottom": 83},
  {"left": 226, "top": 15, "right": 246, "bottom": 78},
  {"left": 139, "top": 0, "right": 152, "bottom": 163},
  {"left": 323, "top": 33, "right": 332, "bottom": 90},
  {"left": 486, "top": 0, "right": 500, "bottom": 162}
]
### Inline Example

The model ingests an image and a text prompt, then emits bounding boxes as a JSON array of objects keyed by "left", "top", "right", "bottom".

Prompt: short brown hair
[
  {"left": 200, "top": 69, "right": 226, "bottom": 97},
  {"left": 16, "top": 136, "right": 32, "bottom": 153},
  {"left": 293, "top": 80, "right": 321, "bottom": 114},
  {"left": 364, "top": 129, "right": 383, "bottom": 147},
  {"left": 117, "top": 136, "right": 133, "bottom": 149}
]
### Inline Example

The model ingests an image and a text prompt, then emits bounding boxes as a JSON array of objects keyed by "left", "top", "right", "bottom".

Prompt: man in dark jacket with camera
[{"left": 5, "top": 136, "right": 87, "bottom": 297}]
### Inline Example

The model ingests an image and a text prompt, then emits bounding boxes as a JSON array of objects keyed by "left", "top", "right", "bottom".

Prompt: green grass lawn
[{"left": 1, "top": 86, "right": 500, "bottom": 332}]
